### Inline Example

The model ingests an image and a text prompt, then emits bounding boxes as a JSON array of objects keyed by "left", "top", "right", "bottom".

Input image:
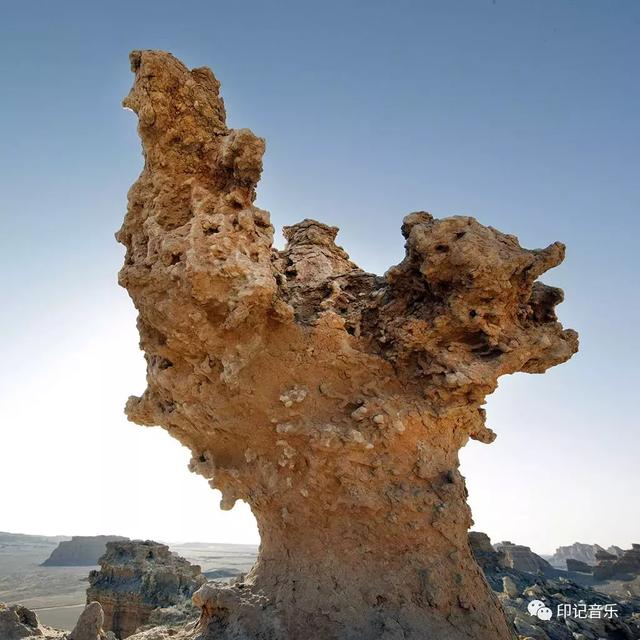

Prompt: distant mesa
[
  {"left": 548, "top": 541, "right": 624, "bottom": 569},
  {"left": 41, "top": 535, "right": 129, "bottom": 567},
  {"left": 202, "top": 568, "right": 244, "bottom": 580},
  {"left": 0, "top": 531, "right": 69, "bottom": 549},
  {"left": 493, "top": 540, "right": 555, "bottom": 576}
]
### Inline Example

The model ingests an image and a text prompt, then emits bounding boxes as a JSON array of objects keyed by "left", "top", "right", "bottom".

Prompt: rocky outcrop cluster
[
  {"left": 549, "top": 543, "right": 605, "bottom": 568},
  {"left": 68, "top": 602, "right": 113, "bottom": 640},
  {"left": 468, "top": 533, "right": 555, "bottom": 591},
  {"left": 593, "top": 544, "right": 640, "bottom": 581},
  {"left": 42, "top": 536, "right": 129, "bottom": 567},
  {"left": 86, "top": 541, "right": 205, "bottom": 639},
  {"left": 6, "top": 532, "right": 640, "bottom": 640},
  {"left": 467, "top": 532, "right": 503, "bottom": 574},
  {"left": 119, "top": 535, "right": 640, "bottom": 640},
  {"left": 494, "top": 541, "right": 554, "bottom": 576},
  {"left": 498, "top": 577, "right": 640, "bottom": 640},
  {"left": 0, "top": 602, "right": 64, "bottom": 639},
  {"left": 0, "top": 601, "right": 118, "bottom": 640},
  {"left": 548, "top": 542, "right": 624, "bottom": 569},
  {"left": 117, "top": 49, "right": 578, "bottom": 639},
  {"left": 565, "top": 558, "right": 593, "bottom": 573},
  {"left": 468, "top": 532, "right": 640, "bottom": 640}
]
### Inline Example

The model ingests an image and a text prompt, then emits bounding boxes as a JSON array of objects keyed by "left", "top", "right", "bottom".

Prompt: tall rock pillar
[{"left": 118, "top": 50, "right": 578, "bottom": 640}]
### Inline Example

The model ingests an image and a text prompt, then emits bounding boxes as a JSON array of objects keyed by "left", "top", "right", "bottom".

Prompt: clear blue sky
[{"left": 1, "top": 1, "right": 638, "bottom": 552}]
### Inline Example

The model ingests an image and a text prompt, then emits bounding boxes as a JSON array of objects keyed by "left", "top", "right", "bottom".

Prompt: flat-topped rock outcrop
[
  {"left": 494, "top": 541, "right": 554, "bottom": 576},
  {"left": 86, "top": 540, "right": 205, "bottom": 638},
  {"left": 42, "top": 536, "right": 129, "bottom": 567}
]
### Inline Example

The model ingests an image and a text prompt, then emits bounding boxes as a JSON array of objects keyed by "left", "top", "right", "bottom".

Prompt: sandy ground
[
  {"left": 35, "top": 604, "right": 88, "bottom": 630},
  {"left": 0, "top": 534, "right": 257, "bottom": 630}
]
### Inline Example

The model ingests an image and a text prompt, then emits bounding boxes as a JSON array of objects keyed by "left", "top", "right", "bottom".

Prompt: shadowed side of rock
[
  {"left": 42, "top": 536, "right": 129, "bottom": 567},
  {"left": 494, "top": 541, "right": 555, "bottom": 576},
  {"left": 593, "top": 543, "right": 640, "bottom": 580}
]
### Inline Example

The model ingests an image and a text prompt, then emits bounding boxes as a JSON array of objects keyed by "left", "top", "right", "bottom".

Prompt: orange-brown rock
[{"left": 117, "top": 49, "right": 578, "bottom": 640}]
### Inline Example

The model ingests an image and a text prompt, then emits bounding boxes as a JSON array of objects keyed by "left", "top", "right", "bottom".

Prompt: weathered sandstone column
[{"left": 117, "top": 50, "right": 578, "bottom": 640}]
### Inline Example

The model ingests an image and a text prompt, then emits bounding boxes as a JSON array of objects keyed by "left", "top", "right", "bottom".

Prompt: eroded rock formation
[
  {"left": 565, "top": 558, "right": 592, "bottom": 573},
  {"left": 494, "top": 541, "right": 554, "bottom": 576},
  {"left": 468, "top": 532, "right": 640, "bottom": 640},
  {"left": 68, "top": 602, "right": 109, "bottom": 640},
  {"left": 0, "top": 601, "right": 115, "bottom": 640},
  {"left": 87, "top": 541, "right": 205, "bottom": 639},
  {"left": 0, "top": 602, "right": 64, "bottom": 639},
  {"left": 547, "top": 542, "right": 624, "bottom": 569},
  {"left": 549, "top": 542, "right": 602, "bottom": 568},
  {"left": 117, "top": 49, "right": 579, "bottom": 639},
  {"left": 593, "top": 544, "right": 640, "bottom": 581}
]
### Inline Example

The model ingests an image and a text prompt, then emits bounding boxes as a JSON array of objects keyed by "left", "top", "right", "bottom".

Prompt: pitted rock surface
[{"left": 118, "top": 49, "right": 578, "bottom": 640}]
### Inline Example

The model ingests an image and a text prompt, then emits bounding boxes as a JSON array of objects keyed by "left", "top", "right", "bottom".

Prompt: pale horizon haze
[{"left": 1, "top": 1, "right": 638, "bottom": 555}]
